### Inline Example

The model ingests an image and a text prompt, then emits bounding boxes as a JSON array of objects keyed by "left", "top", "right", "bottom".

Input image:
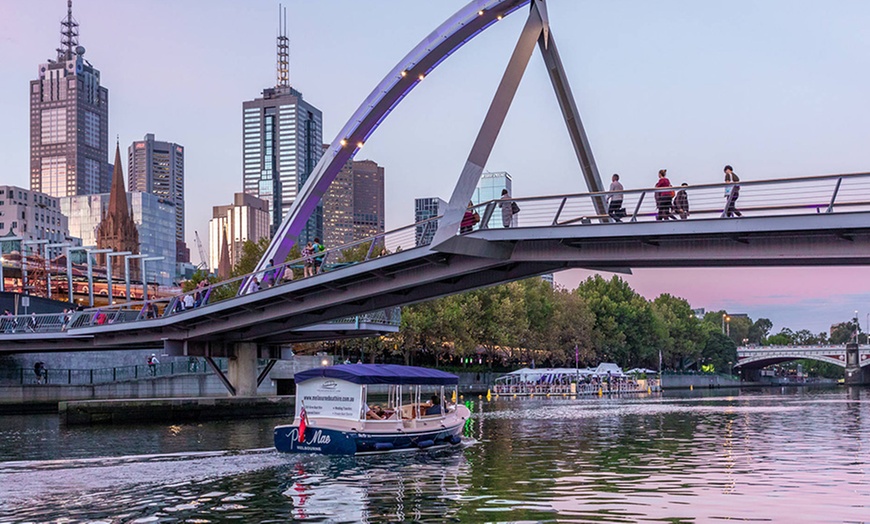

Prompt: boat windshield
[{"left": 363, "top": 384, "right": 454, "bottom": 421}]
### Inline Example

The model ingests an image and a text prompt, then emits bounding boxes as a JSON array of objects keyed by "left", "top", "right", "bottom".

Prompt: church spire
[
  {"left": 57, "top": 0, "right": 80, "bottom": 62},
  {"left": 108, "top": 142, "right": 129, "bottom": 219},
  {"left": 276, "top": 3, "right": 290, "bottom": 88}
]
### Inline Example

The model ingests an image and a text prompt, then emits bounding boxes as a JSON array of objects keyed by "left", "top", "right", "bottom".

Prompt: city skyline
[{"left": 2, "top": 1, "right": 870, "bottom": 333}]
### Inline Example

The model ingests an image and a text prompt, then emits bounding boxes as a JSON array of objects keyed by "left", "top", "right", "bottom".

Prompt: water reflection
[{"left": 1, "top": 388, "right": 870, "bottom": 522}]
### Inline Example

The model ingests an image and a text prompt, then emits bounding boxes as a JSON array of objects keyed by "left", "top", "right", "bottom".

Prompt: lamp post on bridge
[
  {"left": 85, "top": 248, "right": 112, "bottom": 308},
  {"left": 141, "top": 257, "right": 165, "bottom": 302},
  {"left": 0, "top": 236, "right": 23, "bottom": 293},
  {"left": 45, "top": 243, "right": 71, "bottom": 301},
  {"left": 125, "top": 254, "right": 148, "bottom": 302},
  {"left": 21, "top": 239, "right": 48, "bottom": 297},
  {"left": 105, "top": 252, "right": 131, "bottom": 305},
  {"left": 66, "top": 246, "right": 94, "bottom": 305}
]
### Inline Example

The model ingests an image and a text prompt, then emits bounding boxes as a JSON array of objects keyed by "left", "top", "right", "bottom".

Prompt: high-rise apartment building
[
  {"left": 208, "top": 193, "right": 271, "bottom": 272},
  {"left": 472, "top": 171, "right": 514, "bottom": 228},
  {"left": 242, "top": 10, "right": 323, "bottom": 242},
  {"left": 128, "top": 134, "right": 188, "bottom": 262},
  {"left": 322, "top": 145, "right": 386, "bottom": 249},
  {"left": 0, "top": 186, "right": 69, "bottom": 242},
  {"left": 414, "top": 197, "right": 447, "bottom": 247},
  {"left": 30, "top": 1, "right": 110, "bottom": 198}
]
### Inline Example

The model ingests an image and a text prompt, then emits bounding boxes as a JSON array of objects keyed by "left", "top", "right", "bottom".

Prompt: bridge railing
[
  {"left": 474, "top": 171, "right": 870, "bottom": 228},
  {"left": 0, "top": 357, "right": 229, "bottom": 386}
]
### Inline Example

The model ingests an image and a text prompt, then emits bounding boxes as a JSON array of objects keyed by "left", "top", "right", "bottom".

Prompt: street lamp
[
  {"left": 0, "top": 236, "right": 22, "bottom": 293},
  {"left": 22, "top": 239, "right": 48, "bottom": 297},
  {"left": 105, "top": 251, "right": 131, "bottom": 305},
  {"left": 725, "top": 315, "right": 731, "bottom": 337},
  {"left": 85, "top": 248, "right": 112, "bottom": 307},
  {"left": 141, "top": 257, "right": 165, "bottom": 302},
  {"left": 45, "top": 242, "right": 71, "bottom": 300},
  {"left": 67, "top": 245, "right": 95, "bottom": 305},
  {"left": 722, "top": 313, "right": 727, "bottom": 335},
  {"left": 125, "top": 254, "right": 148, "bottom": 301}
]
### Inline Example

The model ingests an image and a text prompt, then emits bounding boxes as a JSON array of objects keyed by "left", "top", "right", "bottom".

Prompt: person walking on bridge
[
  {"left": 607, "top": 174, "right": 625, "bottom": 222},
  {"left": 674, "top": 183, "right": 690, "bottom": 219},
  {"left": 498, "top": 189, "right": 516, "bottom": 228},
  {"left": 724, "top": 165, "right": 743, "bottom": 218},
  {"left": 655, "top": 169, "right": 676, "bottom": 221}
]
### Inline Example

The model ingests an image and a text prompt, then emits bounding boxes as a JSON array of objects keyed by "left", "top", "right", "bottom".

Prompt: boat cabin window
[{"left": 362, "top": 384, "right": 456, "bottom": 421}]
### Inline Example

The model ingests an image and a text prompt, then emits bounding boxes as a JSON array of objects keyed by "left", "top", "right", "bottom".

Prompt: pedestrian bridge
[
  {"left": 736, "top": 344, "right": 870, "bottom": 369},
  {"left": 3, "top": 170, "right": 870, "bottom": 355}
]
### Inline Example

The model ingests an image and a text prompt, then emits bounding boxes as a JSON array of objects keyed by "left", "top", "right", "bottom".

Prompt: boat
[{"left": 274, "top": 363, "right": 471, "bottom": 455}]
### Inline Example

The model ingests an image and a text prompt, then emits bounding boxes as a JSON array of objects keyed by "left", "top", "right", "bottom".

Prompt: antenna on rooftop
[
  {"left": 57, "top": 0, "right": 79, "bottom": 62},
  {"left": 276, "top": 3, "right": 290, "bottom": 88}
]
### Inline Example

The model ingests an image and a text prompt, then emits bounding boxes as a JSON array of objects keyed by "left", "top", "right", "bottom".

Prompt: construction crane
[{"left": 194, "top": 231, "right": 209, "bottom": 271}]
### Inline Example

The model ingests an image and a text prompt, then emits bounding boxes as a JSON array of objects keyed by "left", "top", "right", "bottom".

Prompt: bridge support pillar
[
  {"left": 228, "top": 342, "right": 259, "bottom": 397},
  {"left": 844, "top": 344, "right": 870, "bottom": 385}
]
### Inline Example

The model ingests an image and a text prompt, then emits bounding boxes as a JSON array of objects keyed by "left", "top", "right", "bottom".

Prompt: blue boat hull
[{"left": 274, "top": 424, "right": 464, "bottom": 455}]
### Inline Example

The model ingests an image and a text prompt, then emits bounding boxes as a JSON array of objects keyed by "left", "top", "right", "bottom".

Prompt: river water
[{"left": 1, "top": 386, "right": 868, "bottom": 523}]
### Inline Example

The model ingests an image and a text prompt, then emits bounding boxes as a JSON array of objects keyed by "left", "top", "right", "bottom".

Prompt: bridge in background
[
  {"left": 737, "top": 344, "right": 870, "bottom": 384},
  {"left": 2, "top": 0, "right": 869, "bottom": 395}
]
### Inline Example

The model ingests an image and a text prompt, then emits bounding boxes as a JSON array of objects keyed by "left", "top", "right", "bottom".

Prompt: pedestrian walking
[
  {"left": 183, "top": 293, "right": 194, "bottom": 310},
  {"left": 302, "top": 242, "right": 315, "bottom": 277},
  {"left": 724, "top": 165, "right": 743, "bottom": 217},
  {"left": 673, "top": 183, "right": 690, "bottom": 219},
  {"left": 33, "top": 361, "right": 47, "bottom": 384},
  {"left": 313, "top": 238, "right": 325, "bottom": 273},
  {"left": 655, "top": 169, "right": 676, "bottom": 220},
  {"left": 608, "top": 174, "right": 625, "bottom": 222},
  {"left": 498, "top": 189, "right": 517, "bottom": 228},
  {"left": 460, "top": 201, "right": 480, "bottom": 234},
  {"left": 147, "top": 353, "right": 159, "bottom": 376}
]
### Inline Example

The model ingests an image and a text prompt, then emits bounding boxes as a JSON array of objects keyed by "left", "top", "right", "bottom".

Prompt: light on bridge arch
[
  {"left": 478, "top": 10, "right": 485, "bottom": 15},
  {"left": 356, "top": 141, "right": 365, "bottom": 149},
  {"left": 340, "top": 139, "right": 348, "bottom": 147},
  {"left": 400, "top": 70, "right": 408, "bottom": 77},
  {"left": 418, "top": 73, "right": 425, "bottom": 81}
]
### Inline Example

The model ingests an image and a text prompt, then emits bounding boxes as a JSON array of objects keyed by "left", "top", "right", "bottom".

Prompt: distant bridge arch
[{"left": 735, "top": 345, "right": 870, "bottom": 369}]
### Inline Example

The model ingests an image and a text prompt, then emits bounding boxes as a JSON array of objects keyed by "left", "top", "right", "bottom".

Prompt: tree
[
  {"left": 700, "top": 332, "right": 737, "bottom": 373},
  {"left": 748, "top": 318, "right": 773, "bottom": 344},
  {"left": 575, "top": 275, "right": 663, "bottom": 368},
  {"left": 651, "top": 294, "right": 705, "bottom": 370}
]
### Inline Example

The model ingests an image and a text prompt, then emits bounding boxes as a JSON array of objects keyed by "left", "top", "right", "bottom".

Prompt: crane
[{"left": 194, "top": 231, "right": 209, "bottom": 271}]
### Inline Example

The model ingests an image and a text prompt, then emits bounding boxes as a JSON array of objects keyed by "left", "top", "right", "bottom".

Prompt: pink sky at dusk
[{"left": 557, "top": 267, "right": 870, "bottom": 334}]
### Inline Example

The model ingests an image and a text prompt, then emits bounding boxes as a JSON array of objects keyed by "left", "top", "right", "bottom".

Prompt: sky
[{"left": 1, "top": 0, "right": 869, "bottom": 334}]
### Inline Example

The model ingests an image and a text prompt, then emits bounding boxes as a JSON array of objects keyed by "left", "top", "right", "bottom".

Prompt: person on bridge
[
  {"left": 498, "top": 189, "right": 516, "bottom": 228},
  {"left": 147, "top": 354, "right": 159, "bottom": 376},
  {"left": 460, "top": 201, "right": 480, "bottom": 234},
  {"left": 313, "top": 238, "right": 326, "bottom": 274},
  {"left": 674, "top": 183, "right": 690, "bottom": 220},
  {"left": 655, "top": 169, "right": 676, "bottom": 221},
  {"left": 302, "top": 242, "right": 315, "bottom": 277},
  {"left": 724, "top": 166, "right": 743, "bottom": 218},
  {"left": 607, "top": 174, "right": 625, "bottom": 222}
]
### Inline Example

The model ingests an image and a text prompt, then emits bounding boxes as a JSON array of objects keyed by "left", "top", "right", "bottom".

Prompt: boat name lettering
[{"left": 285, "top": 428, "right": 331, "bottom": 445}]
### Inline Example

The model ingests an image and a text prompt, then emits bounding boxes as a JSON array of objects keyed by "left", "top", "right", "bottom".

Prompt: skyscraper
[
  {"left": 473, "top": 171, "right": 514, "bottom": 228},
  {"left": 208, "top": 193, "right": 271, "bottom": 272},
  {"left": 242, "top": 8, "right": 323, "bottom": 242},
  {"left": 128, "top": 134, "right": 188, "bottom": 262},
  {"left": 30, "top": 0, "right": 110, "bottom": 198},
  {"left": 322, "top": 145, "right": 386, "bottom": 248},
  {"left": 414, "top": 197, "right": 447, "bottom": 247}
]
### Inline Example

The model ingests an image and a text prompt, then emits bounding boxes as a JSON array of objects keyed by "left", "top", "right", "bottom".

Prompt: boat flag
[{"left": 298, "top": 406, "right": 308, "bottom": 443}]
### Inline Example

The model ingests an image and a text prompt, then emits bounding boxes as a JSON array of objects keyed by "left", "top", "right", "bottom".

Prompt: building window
[
  {"left": 40, "top": 108, "right": 67, "bottom": 144},
  {"left": 84, "top": 111, "right": 100, "bottom": 148},
  {"left": 40, "top": 157, "right": 68, "bottom": 198}
]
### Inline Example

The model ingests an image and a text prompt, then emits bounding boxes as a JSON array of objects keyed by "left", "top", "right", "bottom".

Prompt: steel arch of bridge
[
  {"left": 252, "top": 0, "right": 606, "bottom": 287},
  {"left": 735, "top": 346, "right": 870, "bottom": 369}
]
